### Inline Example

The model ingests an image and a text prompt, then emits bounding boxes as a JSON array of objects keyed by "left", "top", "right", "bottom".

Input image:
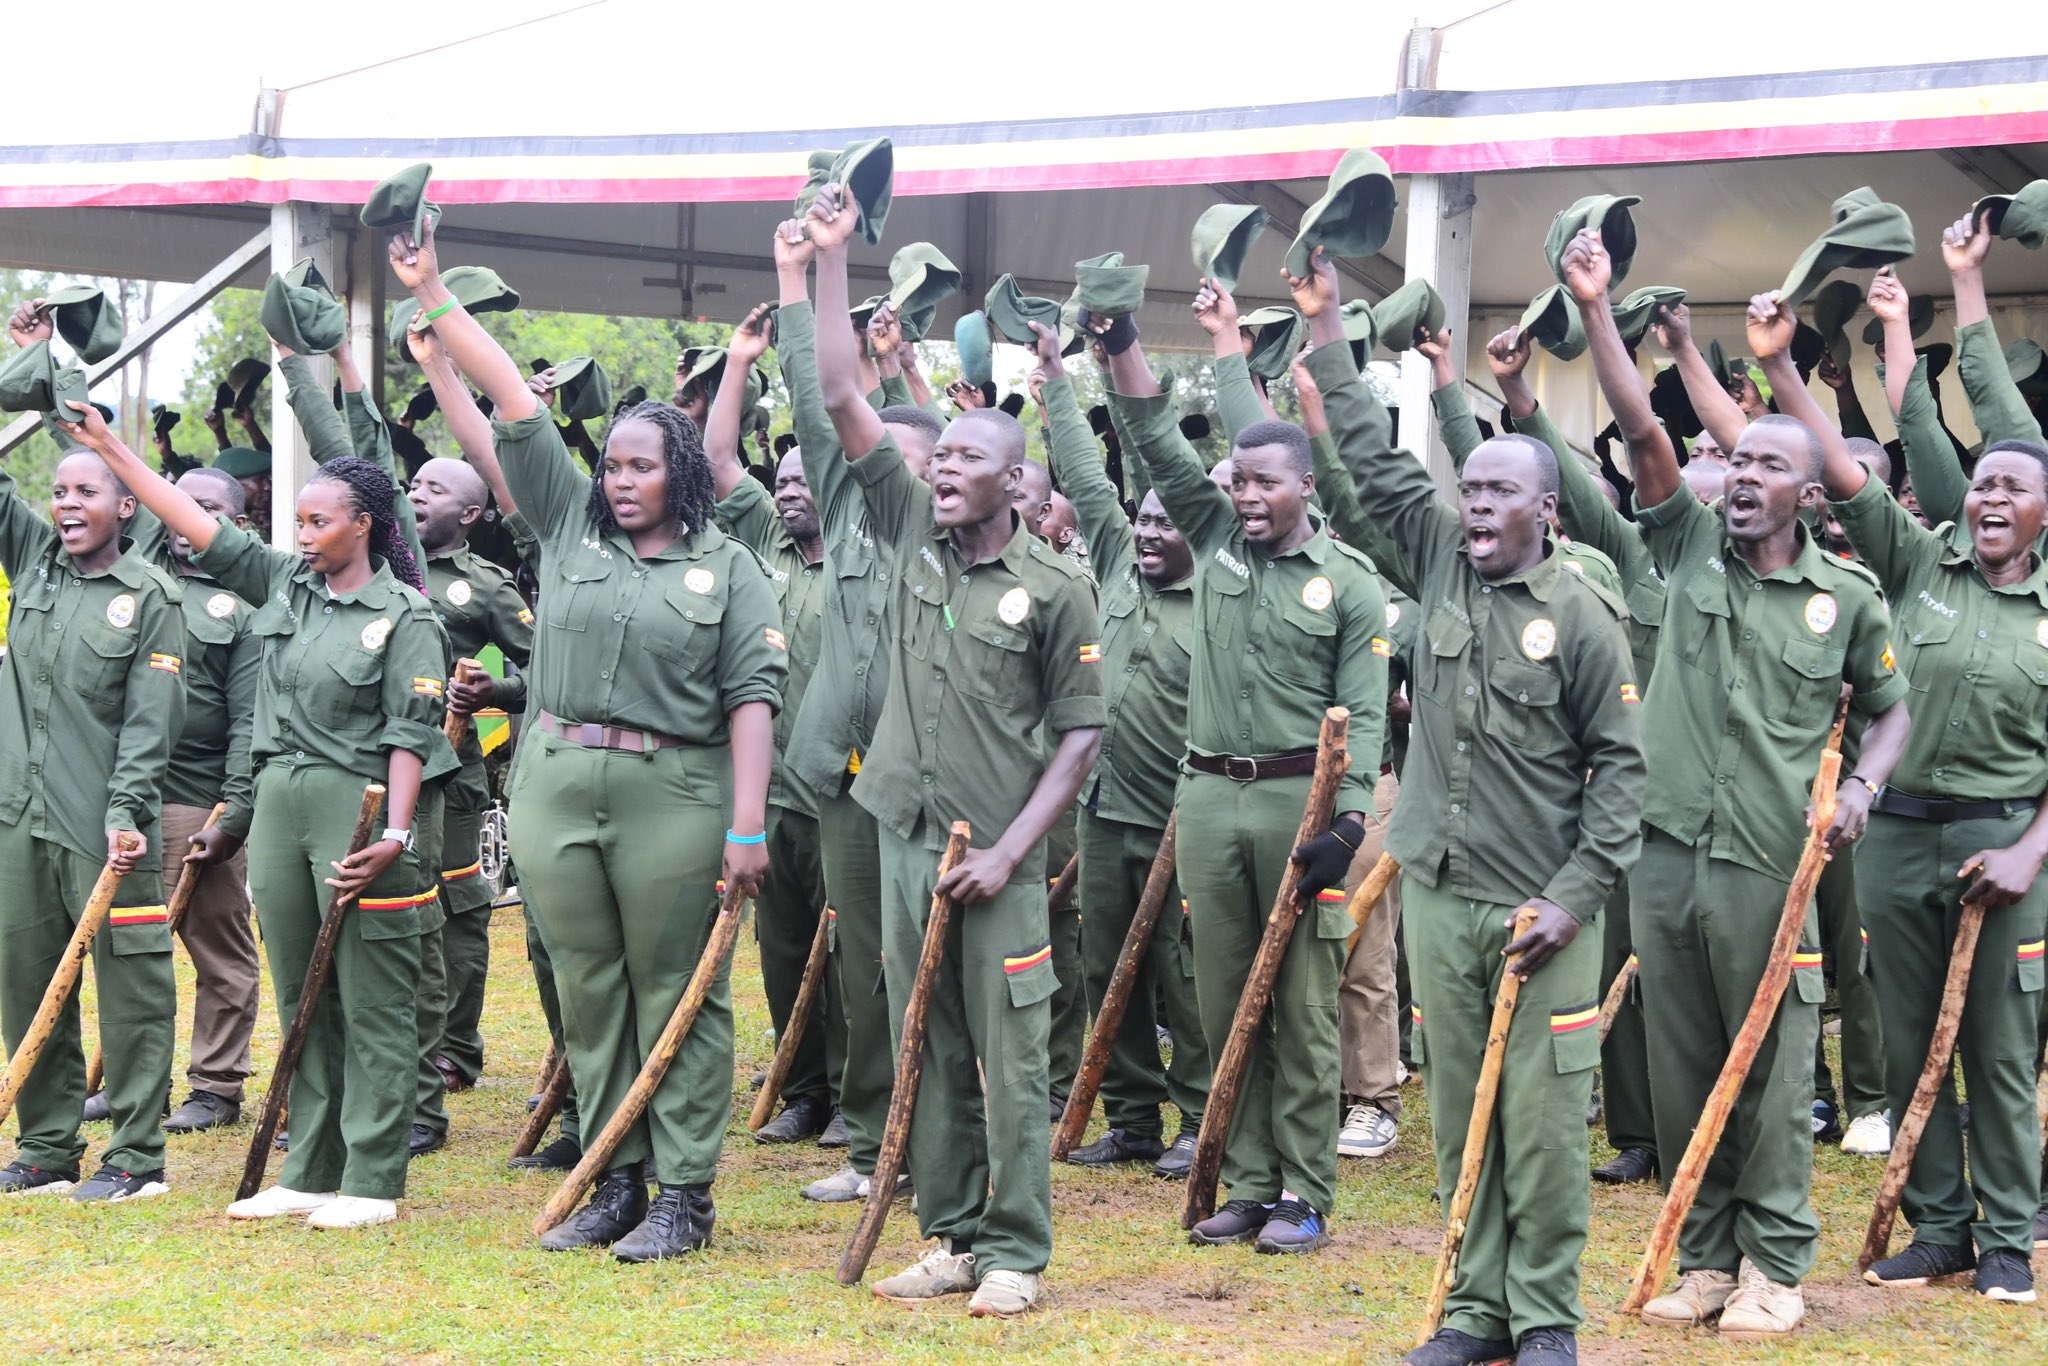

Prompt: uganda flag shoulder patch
[
  {"left": 148, "top": 652, "right": 182, "bottom": 675},
  {"left": 1549, "top": 1003, "right": 1598, "bottom": 1035},
  {"left": 1078, "top": 642, "right": 1103, "bottom": 664},
  {"left": 517, "top": 607, "right": 535, "bottom": 626},
  {"left": 764, "top": 627, "right": 787, "bottom": 651},
  {"left": 413, "top": 676, "right": 445, "bottom": 698},
  {"left": 1371, "top": 636, "right": 1393, "bottom": 657},
  {"left": 1619, "top": 682, "right": 1640, "bottom": 704},
  {"left": 1881, "top": 643, "right": 1896, "bottom": 671}
]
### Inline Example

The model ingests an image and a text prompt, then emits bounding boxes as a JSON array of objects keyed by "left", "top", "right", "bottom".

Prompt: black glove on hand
[{"left": 1291, "top": 813, "right": 1365, "bottom": 909}]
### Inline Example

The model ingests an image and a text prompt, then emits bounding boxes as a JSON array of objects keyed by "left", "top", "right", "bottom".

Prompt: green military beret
[
  {"left": 1371, "top": 279, "right": 1446, "bottom": 353},
  {"left": 615, "top": 383, "right": 650, "bottom": 413},
  {"left": 889, "top": 242, "right": 962, "bottom": 343},
  {"left": 678, "top": 346, "right": 729, "bottom": 401},
  {"left": 1861, "top": 292, "right": 1933, "bottom": 344},
  {"left": 388, "top": 300, "right": 423, "bottom": 359},
  {"left": 1918, "top": 342, "right": 1953, "bottom": 382},
  {"left": 212, "top": 445, "right": 271, "bottom": 478},
  {"left": 1340, "top": 299, "right": 1378, "bottom": 370},
  {"left": 794, "top": 150, "right": 836, "bottom": 216},
  {"left": 549, "top": 356, "right": 613, "bottom": 423},
  {"left": 1545, "top": 194, "right": 1641, "bottom": 289},
  {"left": 1779, "top": 187, "right": 1914, "bottom": 308},
  {"left": 1287, "top": 149, "right": 1397, "bottom": 279},
  {"left": 1974, "top": 179, "right": 2048, "bottom": 251},
  {"left": 1057, "top": 293, "right": 1089, "bottom": 358},
  {"left": 1808, "top": 279, "right": 1864, "bottom": 368},
  {"left": 42, "top": 284, "right": 124, "bottom": 365},
  {"left": 0, "top": 339, "right": 90, "bottom": 416},
  {"left": 1239, "top": 305, "right": 1305, "bottom": 381},
  {"left": 1191, "top": 204, "right": 1268, "bottom": 292},
  {"left": 260, "top": 258, "right": 346, "bottom": 355},
  {"left": 831, "top": 137, "right": 894, "bottom": 247},
  {"left": 1520, "top": 286, "right": 1587, "bottom": 362},
  {"left": 955, "top": 311, "right": 994, "bottom": 386},
  {"left": 425, "top": 266, "right": 520, "bottom": 327},
  {"left": 2007, "top": 337, "right": 2046, "bottom": 392},
  {"left": 359, "top": 161, "right": 439, "bottom": 239},
  {"left": 984, "top": 275, "right": 1062, "bottom": 345},
  {"left": 1075, "top": 251, "right": 1149, "bottom": 320},
  {"left": 151, "top": 401, "right": 179, "bottom": 438},
  {"left": 1611, "top": 285, "right": 1686, "bottom": 347},
  {"left": 228, "top": 356, "right": 269, "bottom": 411},
  {"left": 1703, "top": 338, "right": 1733, "bottom": 388},
  {"left": 1649, "top": 363, "right": 1701, "bottom": 439}
]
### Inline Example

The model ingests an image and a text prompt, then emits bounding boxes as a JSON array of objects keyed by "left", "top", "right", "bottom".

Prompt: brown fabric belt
[
  {"left": 1184, "top": 748, "right": 1318, "bottom": 783},
  {"left": 534, "top": 708, "right": 685, "bottom": 754}
]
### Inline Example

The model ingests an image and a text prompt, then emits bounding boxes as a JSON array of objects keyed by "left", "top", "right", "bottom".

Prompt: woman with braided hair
[
  {"left": 388, "top": 221, "right": 784, "bottom": 1262},
  {"left": 57, "top": 407, "right": 457, "bottom": 1231}
]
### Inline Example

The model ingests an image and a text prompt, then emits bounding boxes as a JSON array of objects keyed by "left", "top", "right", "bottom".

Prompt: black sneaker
[
  {"left": 1864, "top": 1239, "right": 1975, "bottom": 1287},
  {"left": 509, "top": 1134, "right": 582, "bottom": 1172},
  {"left": 1810, "top": 1096, "right": 1843, "bottom": 1144},
  {"left": 2033, "top": 1205, "right": 2048, "bottom": 1250},
  {"left": 754, "top": 1093, "right": 830, "bottom": 1145},
  {"left": 539, "top": 1167, "right": 648, "bottom": 1251},
  {"left": 1066, "top": 1127, "right": 1165, "bottom": 1168},
  {"left": 164, "top": 1091, "right": 240, "bottom": 1133},
  {"left": 1048, "top": 1096, "right": 1067, "bottom": 1125},
  {"left": 613, "top": 1183, "right": 714, "bottom": 1263},
  {"left": 1513, "top": 1327, "right": 1577, "bottom": 1364},
  {"left": 1151, "top": 1130, "right": 1197, "bottom": 1180},
  {"left": 1976, "top": 1247, "right": 2036, "bottom": 1303},
  {"left": 1253, "top": 1198, "right": 1331, "bottom": 1255},
  {"left": 81, "top": 1091, "right": 111, "bottom": 1123},
  {"left": 1399, "top": 1327, "right": 1515, "bottom": 1365},
  {"left": 1189, "top": 1198, "right": 1270, "bottom": 1246},
  {"left": 1592, "top": 1146, "right": 1658, "bottom": 1185},
  {"left": 817, "top": 1109, "right": 850, "bottom": 1149},
  {"left": 71, "top": 1163, "right": 168, "bottom": 1203},
  {"left": 0, "top": 1159, "right": 79, "bottom": 1195},
  {"left": 408, "top": 1124, "right": 447, "bottom": 1159}
]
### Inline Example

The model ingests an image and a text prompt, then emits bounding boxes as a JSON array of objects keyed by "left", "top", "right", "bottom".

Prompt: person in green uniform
[
  {"left": 75, "top": 403, "right": 451, "bottom": 1229},
  {"left": 1028, "top": 320, "right": 1210, "bottom": 1178},
  {"left": 1284, "top": 254, "right": 1642, "bottom": 1366},
  {"left": 1562, "top": 227, "right": 1913, "bottom": 1338},
  {"left": 808, "top": 186, "right": 1104, "bottom": 1318},
  {"left": 1100, "top": 267, "right": 1387, "bottom": 1257},
  {"left": 0, "top": 432, "right": 182, "bottom": 1201},
  {"left": 704, "top": 305, "right": 837, "bottom": 1146},
  {"left": 392, "top": 222, "right": 784, "bottom": 1261},
  {"left": 1756, "top": 293, "right": 2048, "bottom": 1301}
]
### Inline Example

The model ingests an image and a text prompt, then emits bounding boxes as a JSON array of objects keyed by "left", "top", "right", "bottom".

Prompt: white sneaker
[
  {"left": 1337, "top": 1103, "right": 1398, "bottom": 1158},
  {"left": 1718, "top": 1259, "right": 1805, "bottom": 1339},
  {"left": 306, "top": 1195, "right": 398, "bottom": 1230},
  {"left": 225, "top": 1185, "right": 336, "bottom": 1220},
  {"left": 1841, "top": 1110, "right": 1892, "bottom": 1156},
  {"left": 968, "top": 1268, "right": 1043, "bottom": 1317},
  {"left": 874, "top": 1239, "right": 977, "bottom": 1301},
  {"left": 1642, "top": 1267, "right": 1737, "bottom": 1327}
]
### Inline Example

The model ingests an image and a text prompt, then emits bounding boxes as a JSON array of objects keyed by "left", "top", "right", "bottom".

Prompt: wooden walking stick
[
  {"left": 533, "top": 1042, "right": 557, "bottom": 1098},
  {"left": 0, "top": 835, "right": 139, "bottom": 1129},
  {"left": 1621, "top": 697, "right": 1849, "bottom": 1313},
  {"left": 443, "top": 657, "right": 486, "bottom": 748},
  {"left": 511, "top": 1053, "right": 573, "bottom": 1160},
  {"left": 535, "top": 879, "right": 752, "bottom": 1235},
  {"left": 1183, "top": 708, "right": 1351, "bottom": 1227},
  {"left": 1048, "top": 851, "right": 1080, "bottom": 914},
  {"left": 837, "top": 821, "right": 971, "bottom": 1286},
  {"left": 1344, "top": 850, "right": 1401, "bottom": 954},
  {"left": 1597, "top": 955, "right": 1639, "bottom": 1045},
  {"left": 750, "top": 903, "right": 833, "bottom": 1132},
  {"left": 84, "top": 802, "right": 228, "bottom": 1096},
  {"left": 1857, "top": 893, "right": 1987, "bottom": 1272},
  {"left": 1054, "top": 812, "right": 1178, "bottom": 1160},
  {"left": 1417, "top": 904, "right": 1540, "bottom": 1347},
  {"left": 2038, "top": 1034, "right": 2048, "bottom": 1159},
  {"left": 237, "top": 785, "right": 387, "bottom": 1201}
]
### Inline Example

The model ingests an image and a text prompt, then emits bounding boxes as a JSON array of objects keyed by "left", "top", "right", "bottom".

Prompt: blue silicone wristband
[{"left": 726, "top": 829, "right": 767, "bottom": 845}]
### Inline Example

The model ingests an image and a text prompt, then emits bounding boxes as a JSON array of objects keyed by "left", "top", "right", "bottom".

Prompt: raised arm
[
  {"left": 1873, "top": 270, "right": 1969, "bottom": 527},
  {"left": 1490, "top": 326, "right": 1637, "bottom": 567},
  {"left": 1651, "top": 302, "right": 1748, "bottom": 458},
  {"left": 1096, "top": 313, "right": 1238, "bottom": 549},
  {"left": 1195, "top": 281, "right": 1265, "bottom": 441},
  {"left": 1564, "top": 229, "right": 1680, "bottom": 510},
  {"left": 413, "top": 331, "right": 516, "bottom": 515},
  {"left": 806, "top": 189, "right": 887, "bottom": 462},
  {"left": 388, "top": 222, "right": 538, "bottom": 424},
  {"left": 771, "top": 218, "right": 857, "bottom": 525},
  {"left": 334, "top": 342, "right": 426, "bottom": 572},
  {"left": 56, "top": 403, "right": 226, "bottom": 555},
  {"left": 1032, "top": 322, "right": 1131, "bottom": 577},
  {"left": 1947, "top": 212, "right": 2044, "bottom": 445},
  {"left": 705, "top": 305, "right": 773, "bottom": 501},
  {"left": 276, "top": 349, "right": 352, "bottom": 462},
  {"left": 1750, "top": 291, "right": 1865, "bottom": 502},
  {"left": 1422, "top": 329, "right": 1485, "bottom": 469},
  {"left": 1817, "top": 353, "right": 1876, "bottom": 442}
]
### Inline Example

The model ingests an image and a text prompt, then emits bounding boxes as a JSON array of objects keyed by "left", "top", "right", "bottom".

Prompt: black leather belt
[
  {"left": 1184, "top": 749, "right": 1318, "bottom": 782},
  {"left": 1873, "top": 789, "right": 2038, "bottom": 823}
]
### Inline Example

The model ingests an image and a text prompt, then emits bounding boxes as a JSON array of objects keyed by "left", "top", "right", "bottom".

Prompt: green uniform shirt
[
  {"left": 164, "top": 577, "right": 260, "bottom": 839},
  {"left": 847, "top": 432, "right": 1106, "bottom": 871},
  {"left": 195, "top": 523, "right": 457, "bottom": 787},
  {"left": 1112, "top": 378, "right": 1387, "bottom": 816},
  {"left": 1043, "top": 373, "right": 1192, "bottom": 830},
  {"left": 1957, "top": 318, "right": 2044, "bottom": 447},
  {"left": 1634, "top": 485, "right": 1909, "bottom": 878},
  {"left": 1312, "top": 343, "right": 1645, "bottom": 920},
  {"left": 492, "top": 410, "right": 784, "bottom": 741},
  {"left": 1833, "top": 474, "right": 2048, "bottom": 799},
  {"left": 1383, "top": 584, "right": 1419, "bottom": 775},
  {"left": 715, "top": 476, "right": 826, "bottom": 817},
  {"left": 1891, "top": 354, "right": 1970, "bottom": 530},
  {"left": 0, "top": 468, "right": 184, "bottom": 859},
  {"left": 424, "top": 545, "right": 533, "bottom": 770}
]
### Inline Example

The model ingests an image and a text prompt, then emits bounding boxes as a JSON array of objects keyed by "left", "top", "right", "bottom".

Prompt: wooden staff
[
  {"left": 1622, "top": 698, "right": 1848, "bottom": 1313},
  {"left": 1183, "top": 708, "right": 1351, "bottom": 1227},
  {"left": 1418, "top": 904, "right": 1539, "bottom": 1346},
  {"left": 535, "top": 880, "right": 751, "bottom": 1235},
  {"left": 1048, "top": 851, "right": 1080, "bottom": 913},
  {"left": 1857, "top": 894, "right": 1987, "bottom": 1272},
  {"left": 1597, "top": 955, "right": 1639, "bottom": 1045},
  {"left": 1344, "top": 850, "right": 1401, "bottom": 954},
  {"left": 1053, "top": 812, "right": 1178, "bottom": 1160},
  {"left": 2038, "top": 1034, "right": 2048, "bottom": 1159},
  {"left": 443, "top": 658, "right": 486, "bottom": 747},
  {"left": 84, "top": 802, "right": 227, "bottom": 1096},
  {"left": 0, "top": 835, "right": 138, "bottom": 1129},
  {"left": 837, "top": 821, "right": 971, "bottom": 1286},
  {"left": 750, "top": 903, "right": 832, "bottom": 1132},
  {"left": 237, "top": 785, "right": 386, "bottom": 1201},
  {"left": 511, "top": 1052, "right": 573, "bottom": 1160},
  {"left": 533, "top": 1042, "right": 557, "bottom": 1099}
]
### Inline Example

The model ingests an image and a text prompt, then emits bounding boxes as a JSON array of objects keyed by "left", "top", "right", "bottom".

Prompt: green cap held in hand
[
  {"left": 1286, "top": 149, "right": 1397, "bottom": 280},
  {"left": 261, "top": 258, "right": 347, "bottom": 355},
  {"left": 1191, "top": 204, "right": 1268, "bottom": 292},
  {"left": 1545, "top": 195, "right": 1641, "bottom": 289},
  {"left": 360, "top": 161, "right": 439, "bottom": 239},
  {"left": 1779, "top": 187, "right": 1914, "bottom": 308},
  {"left": 1371, "top": 279, "right": 1446, "bottom": 353},
  {"left": 42, "top": 284, "right": 124, "bottom": 365}
]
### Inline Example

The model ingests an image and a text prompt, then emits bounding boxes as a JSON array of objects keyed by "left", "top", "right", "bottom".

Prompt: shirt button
[
  {"left": 922, "top": 774, "right": 933, "bottom": 784},
  {"left": 1743, "top": 630, "right": 1754, "bottom": 641},
  {"left": 1912, "top": 633, "right": 1923, "bottom": 643},
  {"left": 1456, "top": 741, "right": 1466, "bottom": 752},
  {"left": 324, "top": 606, "right": 333, "bottom": 615},
  {"left": 925, "top": 724, "right": 936, "bottom": 733},
  {"left": 1950, "top": 718, "right": 1961, "bottom": 727},
  {"left": 1935, "top": 767, "right": 1946, "bottom": 777},
  {"left": 1241, "top": 730, "right": 1251, "bottom": 740},
  {"left": 1464, "top": 685, "right": 1475, "bottom": 696},
  {"left": 52, "top": 623, "right": 60, "bottom": 631},
  {"left": 1978, "top": 629, "right": 1989, "bottom": 639},
  {"left": 1241, "top": 689, "right": 1250, "bottom": 698},
  {"left": 855, "top": 666, "right": 866, "bottom": 677},
  {"left": 613, "top": 613, "right": 624, "bottom": 622},
  {"left": 1718, "top": 775, "right": 1728, "bottom": 784},
  {"left": 71, "top": 578, "right": 80, "bottom": 587},
  {"left": 600, "top": 670, "right": 611, "bottom": 679},
  {"left": 1449, "top": 803, "right": 1460, "bottom": 813},
  {"left": 686, "top": 611, "right": 696, "bottom": 620},
  {"left": 1481, "top": 585, "right": 1492, "bottom": 594},
  {"left": 1258, "top": 598, "right": 1269, "bottom": 607}
]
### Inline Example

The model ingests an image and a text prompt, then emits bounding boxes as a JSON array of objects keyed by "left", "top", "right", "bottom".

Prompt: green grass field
[{"left": 6, "top": 905, "right": 2045, "bottom": 1364}]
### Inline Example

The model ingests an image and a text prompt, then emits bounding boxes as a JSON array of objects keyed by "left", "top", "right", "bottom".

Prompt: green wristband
[{"left": 422, "top": 297, "right": 460, "bottom": 323}]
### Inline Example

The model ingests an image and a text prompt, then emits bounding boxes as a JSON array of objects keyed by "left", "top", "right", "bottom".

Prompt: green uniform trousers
[
  {"left": 1046, "top": 809, "right": 1084, "bottom": 1107},
  {"left": 434, "top": 770, "right": 494, "bottom": 1086},
  {"left": 1859, "top": 809, "right": 2045, "bottom": 1256},
  {"left": 411, "top": 787, "right": 450, "bottom": 1136},
  {"left": 508, "top": 734, "right": 733, "bottom": 1186},
  {"left": 524, "top": 902, "right": 579, "bottom": 1144},
  {"left": 1634, "top": 826, "right": 1822, "bottom": 1284},
  {"left": 1076, "top": 808, "right": 1208, "bottom": 1138},
  {"left": 880, "top": 824, "right": 1055, "bottom": 1275},
  {"left": 820, "top": 786, "right": 890, "bottom": 1175},
  {"left": 1813, "top": 852, "right": 1886, "bottom": 1120},
  {"left": 1405, "top": 878, "right": 1600, "bottom": 1342},
  {"left": 1597, "top": 878, "right": 1656, "bottom": 1155},
  {"left": 247, "top": 759, "right": 429, "bottom": 1200},
  {"left": 1176, "top": 771, "right": 1348, "bottom": 1213},
  {"left": 757, "top": 804, "right": 837, "bottom": 1109},
  {"left": 0, "top": 819, "right": 172, "bottom": 1176}
]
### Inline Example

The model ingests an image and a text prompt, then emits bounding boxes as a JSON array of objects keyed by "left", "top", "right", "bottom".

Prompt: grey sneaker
[
  {"left": 164, "top": 1090, "right": 240, "bottom": 1133},
  {"left": 873, "top": 1239, "right": 977, "bottom": 1302},
  {"left": 802, "top": 1166, "right": 910, "bottom": 1204},
  {"left": 1337, "top": 1102, "right": 1398, "bottom": 1158},
  {"left": 968, "top": 1268, "right": 1043, "bottom": 1317}
]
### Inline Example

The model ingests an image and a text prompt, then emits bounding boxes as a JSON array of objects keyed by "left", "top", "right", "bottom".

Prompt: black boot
[
  {"left": 614, "top": 1183, "right": 715, "bottom": 1263},
  {"left": 539, "top": 1167, "right": 648, "bottom": 1251},
  {"left": 1591, "top": 1146, "right": 1658, "bottom": 1185},
  {"left": 753, "top": 1093, "right": 830, "bottom": 1144},
  {"left": 509, "top": 1134, "right": 583, "bottom": 1172}
]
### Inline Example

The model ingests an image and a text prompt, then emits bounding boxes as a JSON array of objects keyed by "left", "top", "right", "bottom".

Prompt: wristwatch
[{"left": 381, "top": 826, "right": 416, "bottom": 852}]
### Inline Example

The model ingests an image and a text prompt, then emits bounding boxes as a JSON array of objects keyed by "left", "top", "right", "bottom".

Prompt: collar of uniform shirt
[
  {"left": 928, "top": 510, "right": 1035, "bottom": 571},
  {"left": 293, "top": 555, "right": 407, "bottom": 606},
  {"left": 75, "top": 541, "right": 156, "bottom": 589},
  {"left": 1719, "top": 516, "right": 1841, "bottom": 588},
  {"left": 1463, "top": 539, "right": 1567, "bottom": 600}
]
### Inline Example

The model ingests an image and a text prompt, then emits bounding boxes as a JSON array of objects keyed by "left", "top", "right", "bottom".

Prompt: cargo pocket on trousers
[
  {"left": 2014, "top": 939, "right": 2043, "bottom": 996},
  {"left": 1545, "top": 1002, "right": 1601, "bottom": 1147},
  {"left": 357, "top": 887, "right": 434, "bottom": 941},
  {"left": 107, "top": 903, "right": 172, "bottom": 956},
  {"left": 1002, "top": 945, "right": 1058, "bottom": 1087},
  {"left": 1783, "top": 945, "right": 1826, "bottom": 1079}
]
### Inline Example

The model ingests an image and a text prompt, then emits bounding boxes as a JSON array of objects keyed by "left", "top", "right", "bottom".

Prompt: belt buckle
[
  {"left": 576, "top": 723, "right": 605, "bottom": 748},
  {"left": 1223, "top": 756, "right": 1257, "bottom": 783}
]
